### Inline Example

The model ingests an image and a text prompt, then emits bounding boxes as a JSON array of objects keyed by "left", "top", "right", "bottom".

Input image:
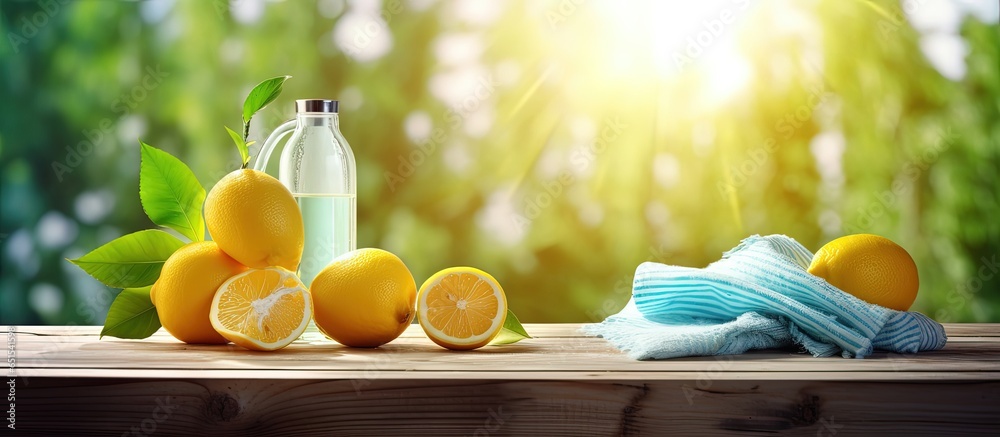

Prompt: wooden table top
[
  {"left": 7, "top": 324, "right": 1000, "bottom": 435},
  {"left": 10, "top": 323, "right": 1000, "bottom": 380}
]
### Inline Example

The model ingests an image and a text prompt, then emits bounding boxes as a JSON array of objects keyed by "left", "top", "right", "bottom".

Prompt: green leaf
[
  {"left": 139, "top": 141, "right": 206, "bottom": 241},
  {"left": 242, "top": 75, "right": 290, "bottom": 123},
  {"left": 489, "top": 309, "right": 531, "bottom": 345},
  {"left": 225, "top": 126, "right": 250, "bottom": 169},
  {"left": 101, "top": 286, "right": 161, "bottom": 340},
  {"left": 69, "top": 229, "right": 185, "bottom": 288}
]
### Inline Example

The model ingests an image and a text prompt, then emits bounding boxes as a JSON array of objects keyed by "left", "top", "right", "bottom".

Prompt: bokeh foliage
[{"left": 1, "top": 0, "right": 997, "bottom": 325}]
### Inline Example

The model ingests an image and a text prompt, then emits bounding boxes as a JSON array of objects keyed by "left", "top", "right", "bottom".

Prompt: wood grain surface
[{"left": 6, "top": 324, "right": 1000, "bottom": 436}]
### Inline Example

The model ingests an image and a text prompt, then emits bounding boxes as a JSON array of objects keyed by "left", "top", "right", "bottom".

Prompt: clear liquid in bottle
[{"left": 295, "top": 193, "right": 356, "bottom": 286}]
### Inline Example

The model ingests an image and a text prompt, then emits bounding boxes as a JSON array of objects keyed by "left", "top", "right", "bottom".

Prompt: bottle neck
[{"left": 295, "top": 112, "right": 340, "bottom": 129}]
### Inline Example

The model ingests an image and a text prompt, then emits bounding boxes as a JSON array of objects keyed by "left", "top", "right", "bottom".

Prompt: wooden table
[{"left": 7, "top": 324, "right": 999, "bottom": 436}]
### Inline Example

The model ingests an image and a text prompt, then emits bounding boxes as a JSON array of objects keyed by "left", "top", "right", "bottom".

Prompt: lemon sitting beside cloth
[{"left": 808, "top": 234, "right": 919, "bottom": 311}]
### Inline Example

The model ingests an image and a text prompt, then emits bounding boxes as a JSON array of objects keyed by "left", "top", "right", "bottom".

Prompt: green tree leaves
[
  {"left": 139, "top": 141, "right": 206, "bottom": 242},
  {"left": 100, "top": 286, "right": 160, "bottom": 339},
  {"left": 68, "top": 229, "right": 185, "bottom": 288}
]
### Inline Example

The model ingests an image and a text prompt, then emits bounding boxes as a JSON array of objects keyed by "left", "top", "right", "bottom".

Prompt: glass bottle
[{"left": 255, "top": 99, "right": 356, "bottom": 286}]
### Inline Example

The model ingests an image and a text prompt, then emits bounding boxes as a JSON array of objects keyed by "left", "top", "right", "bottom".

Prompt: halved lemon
[
  {"left": 417, "top": 267, "right": 507, "bottom": 350},
  {"left": 210, "top": 267, "right": 312, "bottom": 351}
]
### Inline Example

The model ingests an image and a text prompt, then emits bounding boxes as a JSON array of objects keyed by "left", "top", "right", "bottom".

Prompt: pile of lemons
[{"left": 152, "top": 168, "right": 507, "bottom": 351}]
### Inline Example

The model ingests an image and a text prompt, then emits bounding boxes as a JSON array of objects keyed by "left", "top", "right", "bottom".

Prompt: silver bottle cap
[{"left": 295, "top": 99, "right": 339, "bottom": 113}]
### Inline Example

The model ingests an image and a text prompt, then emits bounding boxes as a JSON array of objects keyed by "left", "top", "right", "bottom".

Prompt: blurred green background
[{"left": 1, "top": 0, "right": 998, "bottom": 325}]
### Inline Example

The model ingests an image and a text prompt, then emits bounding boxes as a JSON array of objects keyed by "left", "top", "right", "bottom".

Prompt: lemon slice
[
  {"left": 417, "top": 267, "right": 507, "bottom": 350},
  {"left": 210, "top": 267, "right": 312, "bottom": 351}
]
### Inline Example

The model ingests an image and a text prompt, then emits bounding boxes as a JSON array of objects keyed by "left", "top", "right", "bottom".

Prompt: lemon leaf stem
[{"left": 225, "top": 125, "right": 250, "bottom": 169}]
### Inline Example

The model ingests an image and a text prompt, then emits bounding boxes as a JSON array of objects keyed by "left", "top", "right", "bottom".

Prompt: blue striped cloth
[{"left": 583, "top": 235, "right": 947, "bottom": 359}]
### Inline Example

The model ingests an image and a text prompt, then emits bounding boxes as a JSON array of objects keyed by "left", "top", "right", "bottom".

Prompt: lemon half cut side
[
  {"left": 210, "top": 267, "right": 312, "bottom": 351},
  {"left": 417, "top": 267, "right": 507, "bottom": 351}
]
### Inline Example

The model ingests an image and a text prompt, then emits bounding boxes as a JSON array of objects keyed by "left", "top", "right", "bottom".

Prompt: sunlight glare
[
  {"left": 589, "top": 0, "right": 754, "bottom": 105},
  {"left": 700, "top": 39, "right": 754, "bottom": 107}
]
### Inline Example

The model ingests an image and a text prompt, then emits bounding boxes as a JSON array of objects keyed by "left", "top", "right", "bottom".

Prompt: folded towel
[{"left": 583, "top": 235, "right": 947, "bottom": 359}]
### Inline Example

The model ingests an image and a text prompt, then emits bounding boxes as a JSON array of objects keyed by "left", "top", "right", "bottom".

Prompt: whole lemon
[
  {"left": 807, "top": 234, "right": 919, "bottom": 311},
  {"left": 153, "top": 241, "right": 247, "bottom": 344},
  {"left": 204, "top": 169, "right": 304, "bottom": 271},
  {"left": 310, "top": 248, "right": 416, "bottom": 348}
]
